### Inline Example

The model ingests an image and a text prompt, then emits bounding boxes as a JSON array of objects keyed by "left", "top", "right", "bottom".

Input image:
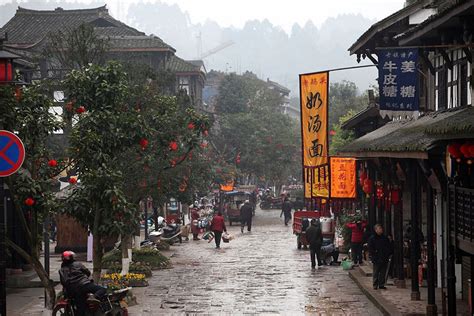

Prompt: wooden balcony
[{"left": 449, "top": 185, "right": 474, "bottom": 254}]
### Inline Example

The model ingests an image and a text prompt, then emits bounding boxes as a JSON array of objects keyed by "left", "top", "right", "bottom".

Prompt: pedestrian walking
[
  {"left": 368, "top": 224, "right": 393, "bottom": 290},
  {"left": 346, "top": 219, "right": 367, "bottom": 265},
  {"left": 305, "top": 218, "right": 323, "bottom": 269},
  {"left": 210, "top": 211, "right": 227, "bottom": 248},
  {"left": 280, "top": 197, "right": 292, "bottom": 226},
  {"left": 191, "top": 207, "right": 200, "bottom": 240},
  {"left": 240, "top": 200, "right": 253, "bottom": 233}
]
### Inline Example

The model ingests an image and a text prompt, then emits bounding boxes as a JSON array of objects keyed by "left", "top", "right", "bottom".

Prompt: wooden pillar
[
  {"left": 395, "top": 198, "right": 406, "bottom": 287},
  {"left": 447, "top": 184, "right": 457, "bottom": 315},
  {"left": 368, "top": 166, "right": 376, "bottom": 231},
  {"left": 386, "top": 196, "right": 392, "bottom": 236},
  {"left": 426, "top": 185, "right": 437, "bottom": 315},
  {"left": 470, "top": 255, "right": 474, "bottom": 316},
  {"left": 410, "top": 161, "right": 421, "bottom": 300}
]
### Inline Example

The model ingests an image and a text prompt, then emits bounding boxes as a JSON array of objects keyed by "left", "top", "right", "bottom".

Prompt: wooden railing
[{"left": 449, "top": 185, "right": 474, "bottom": 243}]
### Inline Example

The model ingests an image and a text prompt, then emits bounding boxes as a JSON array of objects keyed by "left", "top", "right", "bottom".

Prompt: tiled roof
[
  {"left": 338, "top": 106, "right": 474, "bottom": 158},
  {"left": 108, "top": 35, "right": 175, "bottom": 52},
  {"left": 167, "top": 55, "right": 202, "bottom": 74},
  {"left": 0, "top": 6, "right": 143, "bottom": 47}
]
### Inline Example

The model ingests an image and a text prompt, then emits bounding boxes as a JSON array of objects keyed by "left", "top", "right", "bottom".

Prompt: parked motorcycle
[
  {"left": 53, "top": 287, "right": 130, "bottom": 316},
  {"left": 160, "top": 222, "right": 182, "bottom": 244},
  {"left": 259, "top": 197, "right": 282, "bottom": 210}
]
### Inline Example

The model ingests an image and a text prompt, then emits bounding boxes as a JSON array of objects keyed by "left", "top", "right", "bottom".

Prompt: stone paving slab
[
  {"left": 7, "top": 208, "right": 382, "bottom": 315},
  {"left": 128, "top": 208, "right": 382, "bottom": 315}
]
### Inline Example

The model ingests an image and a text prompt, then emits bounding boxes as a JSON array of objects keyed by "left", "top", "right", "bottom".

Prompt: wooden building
[
  {"left": 339, "top": 0, "right": 474, "bottom": 314},
  {"left": 0, "top": 6, "right": 206, "bottom": 107}
]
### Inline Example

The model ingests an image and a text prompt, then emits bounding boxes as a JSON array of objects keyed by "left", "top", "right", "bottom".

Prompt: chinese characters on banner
[
  {"left": 299, "top": 72, "right": 329, "bottom": 199},
  {"left": 377, "top": 48, "right": 419, "bottom": 112},
  {"left": 330, "top": 157, "right": 356, "bottom": 199}
]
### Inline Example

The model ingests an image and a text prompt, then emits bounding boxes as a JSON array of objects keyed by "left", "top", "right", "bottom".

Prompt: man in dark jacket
[
  {"left": 240, "top": 200, "right": 253, "bottom": 233},
  {"left": 368, "top": 224, "right": 393, "bottom": 289},
  {"left": 59, "top": 251, "right": 106, "bottom": 315},
  {"left": 280, "top": 197, "right": 292, "bottom": 226},
  {"left": 305, "top": 219, "right": 323, "bottom": 269}
]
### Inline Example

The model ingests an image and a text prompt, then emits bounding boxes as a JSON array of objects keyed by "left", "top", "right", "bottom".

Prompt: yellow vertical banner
[
  {"left": 299, "top": 72, "right": 329, "bottom": 199},
  {"left": 330, "top": 157, "right": 356, "bottom": 199}
]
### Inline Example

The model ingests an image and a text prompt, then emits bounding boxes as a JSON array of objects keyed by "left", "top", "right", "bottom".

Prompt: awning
[{"left": 337, "top": 106, "right": 474, "bottom": 159}]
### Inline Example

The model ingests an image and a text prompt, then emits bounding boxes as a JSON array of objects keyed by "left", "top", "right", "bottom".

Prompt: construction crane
[{"left": 197, "top": 40, "right": 235, "bottom": 60}]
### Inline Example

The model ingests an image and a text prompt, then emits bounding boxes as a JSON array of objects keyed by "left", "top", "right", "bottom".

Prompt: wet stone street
[{"left": 129, "top": 208, "right": 381, "bottom": 315}]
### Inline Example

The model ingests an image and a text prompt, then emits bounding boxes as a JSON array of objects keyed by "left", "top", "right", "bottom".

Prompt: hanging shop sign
[
  {"left": 299, "top": 71, "right": 329, "bottom": 199},
  {"left": 330, "top": 157, "right": 356, "bottom": 199},
  {"left": 377, "top": 48, "right": 419, "bottom": 116}
]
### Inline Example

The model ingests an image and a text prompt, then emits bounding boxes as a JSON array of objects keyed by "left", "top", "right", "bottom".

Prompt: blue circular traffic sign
[{"left": 0, "top": 130, "right": 25, "bottom": 177}]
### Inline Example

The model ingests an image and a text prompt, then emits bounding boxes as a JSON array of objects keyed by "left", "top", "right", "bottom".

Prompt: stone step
[{"left": 357, "top": 264, "right": 373, "bottom": 276}]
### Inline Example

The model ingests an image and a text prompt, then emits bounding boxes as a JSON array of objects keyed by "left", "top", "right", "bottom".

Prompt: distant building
[{"left": 266, "top": 78, "right": 298, "bottom": 119}]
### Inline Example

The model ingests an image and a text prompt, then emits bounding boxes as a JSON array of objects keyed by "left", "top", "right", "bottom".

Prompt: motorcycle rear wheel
[{"left": 52, "top": 304, "right": 74, "bottom": 316}]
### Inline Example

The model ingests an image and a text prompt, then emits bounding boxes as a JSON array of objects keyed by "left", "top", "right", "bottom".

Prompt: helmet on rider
[{"left": 61, "top": 250, "right": 75, "bottom": 263}]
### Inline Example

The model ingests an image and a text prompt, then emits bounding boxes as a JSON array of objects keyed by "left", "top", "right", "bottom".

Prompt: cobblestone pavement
[{"left": 128, "top": 208, "right": 382, "bottom": 315}]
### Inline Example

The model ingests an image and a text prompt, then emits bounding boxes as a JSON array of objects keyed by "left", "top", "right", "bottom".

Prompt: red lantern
[
  {"left": 187, "top": 122, "right": 195, "bottom": 130},
  {"left": 169, "top": 141, "right": 178, "bottom": 151},
  {"left": 359, "top": 170, "right": 367, "bottom": 186},
  {"left": 68, "top": 177, "right": 77, "bottom": 184},
  {"left": 76, "top": 106, "right": 86, "bottom": 114},
  {"left": 139, "top": 138, "right": 149, "bottom": 150},
  {"left": 0, "top": 51, "right": 16, "bottom": 82},
  {"left": 391, "top": 189, "right": 400, "bottom": 205},
  {"left": 460, "top": 143, "right": 470, "bottom": 158},
  {"left": 468, "top": 144, "right": 474, "bottom": 158},
  {"left": 48, "top": 159, "right": 58, "bottom": 167},
  {"left": 447, "top": 143, "right": 461, "bottom": 158},
  {"left": 24, "top": 197, "right": 35, "bottom": 206},
  {"left": 362, "top": 178, "right": 373, "bottom": 195}
]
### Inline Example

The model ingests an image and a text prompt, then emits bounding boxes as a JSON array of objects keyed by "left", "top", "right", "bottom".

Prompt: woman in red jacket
[
  {"left": 211, "top": 211, "right": 227, "bottom": 249},
  {"left": 346, "top": 220, "right": 367, "bottom": 265}
]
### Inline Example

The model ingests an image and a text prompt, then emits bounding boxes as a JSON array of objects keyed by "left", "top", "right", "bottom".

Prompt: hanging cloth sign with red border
[{"left": 0, "top": 130, "right": 25, "bottom": 177}]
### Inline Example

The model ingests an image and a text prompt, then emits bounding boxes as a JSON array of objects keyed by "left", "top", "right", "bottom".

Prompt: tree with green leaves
[
  {"left": 0, "top": 83, "right": 64, "bottom": 308},
  {"left": 211, "top": 72, "right": 300, "bottom": 191},
  {"left": 329, "top": 109, "right": 357, "bottom": 155},
  {"left": 63, "top": 62, "right": 211, "bottom": 278},
  {"left": 62, "top": 62, "right": 147, "bottom": 280}
]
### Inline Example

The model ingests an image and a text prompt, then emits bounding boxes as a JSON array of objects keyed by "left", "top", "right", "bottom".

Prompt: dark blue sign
[{"left": 377, "top": 48, "right": 419, "bottom": 112}]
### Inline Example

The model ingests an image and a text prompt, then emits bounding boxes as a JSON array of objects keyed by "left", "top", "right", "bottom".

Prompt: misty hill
[
  {"left": 126, "top": 2, "right": 378, "bottom": 94},
  {"left": 0, "top": 0, "right": 379, "bottom": 94}
]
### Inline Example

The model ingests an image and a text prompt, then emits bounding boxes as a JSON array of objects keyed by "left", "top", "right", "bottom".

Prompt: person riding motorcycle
[{"left": 59, "top": 251, "right": 106, "bottom": 315}]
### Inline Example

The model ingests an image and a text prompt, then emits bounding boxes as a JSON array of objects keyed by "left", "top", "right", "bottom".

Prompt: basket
[
  {"left": 222, "top": 233, "right": 233, "bottom": 243},
  {"left": 341, "top": 260, "right": 353, "bottom": 270}
]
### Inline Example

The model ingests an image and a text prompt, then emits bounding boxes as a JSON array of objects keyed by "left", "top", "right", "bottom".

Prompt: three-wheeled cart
[{"left": 223, "top": 191, "right": 251, "bottom": 226}]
